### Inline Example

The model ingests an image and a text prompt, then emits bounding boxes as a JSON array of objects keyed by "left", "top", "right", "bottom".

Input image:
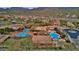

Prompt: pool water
[
  {"left": 49, "top": 32, "right": 60, "bottom": 40},
  {"left": 23, "top": 28, "right": 30, "bottom": 33},
  {"left": 16, "top": 28, "right": 31, "bottom": 37},
  {"left": 64, "top": 29, "right": 79, "bottom": 39},
  {"left": 16, "top": 32, "right": 31, "bottom": 37}
]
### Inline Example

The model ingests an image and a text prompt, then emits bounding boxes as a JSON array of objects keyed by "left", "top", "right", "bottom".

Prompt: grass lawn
[
  {"left": 0, "top": 37, "right": 34, "bottom": 51},
  {"left": 0, "top": 37, "right": 78, "bottom": 51}
]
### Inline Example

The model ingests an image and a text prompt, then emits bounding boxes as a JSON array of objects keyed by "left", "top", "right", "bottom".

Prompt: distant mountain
[
  {"left": 31, "top": 7, "right": 79, "bottom": 10},
  {"left": 0, "top": 7, "right": 30, "bottom": 11},
  {"left": 0, "top": 7, "right": 79, "bottom": 11},
  {"left": 8, "top": 7, "right": 30, "bottom": 11}
]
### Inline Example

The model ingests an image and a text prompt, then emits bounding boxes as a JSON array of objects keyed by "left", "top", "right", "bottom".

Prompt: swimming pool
[
  {"left": 64, "top": 29, "right": 79, "bottom": 47},
  {"left": 16, "top": 32, "right": 31, "bottom": 37},
  {"left": 23, "top": 28, "right": 30, "bottom": 33},
  {"left": 16, "top": 28, "right": 31, "bottom": 37},
  {"left": 49, "top": 32, "right": 60, "bottom": 40},
  {"left": 64, "top": 29, "right": 79, "bottom": 39}
]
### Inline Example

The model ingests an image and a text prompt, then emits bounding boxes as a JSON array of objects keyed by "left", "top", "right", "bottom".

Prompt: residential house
[{"left": 32, "top": 35, "right": 51, "bottom": 48}]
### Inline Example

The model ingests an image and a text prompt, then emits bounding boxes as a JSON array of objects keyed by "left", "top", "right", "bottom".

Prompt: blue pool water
[
  {"left": 16, "top": 32, "right": 31, "bottom": 37},
  {"left": 49, "top": 32, "right": 60, "bottom": 40},
  {"left": 23, "top": 28, "right": 30, "bottom": 33},
  {"left": 16, "top": 28, "right": 31, "bottom": 37},
  {"left": 64, "top": 29, "right": 79, "bottom": 39}
]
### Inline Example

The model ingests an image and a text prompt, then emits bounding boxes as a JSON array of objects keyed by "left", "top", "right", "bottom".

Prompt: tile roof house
[
  {"left": 32, "top": 35, "right": 51, "bottom": 48},
  {"left": 34, "top": 26, "right": 47, "bottom": 31},
  {"left": 12, "top": 20, "right": 17, "bottom": 24},
  {"left": 52, "top": 20, "right": 60, "bottom": 28},
  {"left": 71, "top": 14, "right": 77, "bottom": 18}
]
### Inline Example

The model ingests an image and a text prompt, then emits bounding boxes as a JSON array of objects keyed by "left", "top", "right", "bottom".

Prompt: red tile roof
[{"left": 32, "top": 35, "right": 51, "bottom": 44}]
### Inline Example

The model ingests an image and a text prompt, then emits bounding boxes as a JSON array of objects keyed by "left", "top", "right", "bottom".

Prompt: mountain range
[{"left": 0, "top": 7, "right": 79, "bottom": 11}]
